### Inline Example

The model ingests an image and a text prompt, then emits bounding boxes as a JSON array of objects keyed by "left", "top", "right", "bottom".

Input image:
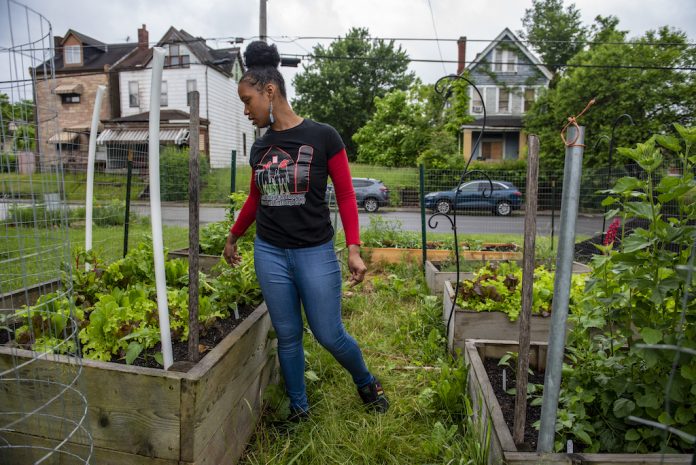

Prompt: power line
[
  {"left": 263, "top": 34, "right": 696, "bottom": 48},
  {"left": 279, "top": 53, "right": 696, "bottom": 71},
  {"left": 425, "top": 0, "right": 447, "bottom": 75},
  {"left": 2, "top": 49, "right": 695, "bottom": 89},
  {"left": 5, "top": 32, "right": 694, "bottom": 55}
]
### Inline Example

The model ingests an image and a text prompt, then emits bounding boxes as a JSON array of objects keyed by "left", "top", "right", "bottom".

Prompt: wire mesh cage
[{"left": 0, "top": 1, "right": 93, "bottom": 463}]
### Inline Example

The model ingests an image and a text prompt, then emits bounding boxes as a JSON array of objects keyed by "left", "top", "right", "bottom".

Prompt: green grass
[
  {"left": 240, "top": 262, "right": 489, "bottom": 465},
  {"left": 349, "top": 163, "right": 419, "bottom": 188},
  {"left": 0, "top": 171, "right": 149, "bottom": 202},
  {"left": 0, "top": 221, "right": 188, "bottom": 293},
  {"left": 200, "top": 165, "right": 253, "bottom": 203}
]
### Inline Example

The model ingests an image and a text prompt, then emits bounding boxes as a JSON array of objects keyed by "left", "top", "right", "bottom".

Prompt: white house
[{"left": 103, "top": 26, "right": 254, "bottom": 168}]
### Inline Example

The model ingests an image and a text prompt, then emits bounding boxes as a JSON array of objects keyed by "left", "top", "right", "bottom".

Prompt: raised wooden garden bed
[
  {"left": 442, "top": 280, "right": 553, "bottom": 355},
  {"left": 362, "top": 246, "right": 452, "bottom": 264},
  {"left": 460, "top": 243, "right": 523, "bottom": 261},
  {"left": 0, "top": 302, "right": 278, "bottom": 465},
  {"left": 464, "top": 339, "right": 692, "bottom": 465},
  {"left": 168, "top": 248, "right": 222, "bottom": 275},
  {"left": 426, "top": 260, "right": 591, "bottom": 296}
]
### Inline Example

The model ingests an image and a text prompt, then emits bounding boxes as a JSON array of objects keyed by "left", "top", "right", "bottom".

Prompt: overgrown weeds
[{"left": 240, "top": 261, "right": 489, "bottom": 465}]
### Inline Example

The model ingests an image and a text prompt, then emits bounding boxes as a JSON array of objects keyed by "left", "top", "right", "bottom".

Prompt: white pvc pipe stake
[
  {"left": 148, "top": 47, "right": 173, "bottom": 370},
  {"left": 85, "top": 85, "right": 106, "bottom": 270}
]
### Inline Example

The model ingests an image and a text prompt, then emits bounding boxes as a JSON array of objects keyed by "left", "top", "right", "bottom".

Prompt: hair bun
[{"left": 244, "top": 41, "right": 281, "bottom": 68}]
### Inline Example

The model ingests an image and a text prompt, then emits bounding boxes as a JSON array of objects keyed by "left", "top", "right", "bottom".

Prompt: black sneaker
[
  {"left": 357, "top": 379, "right": 390, "bottom": 413},
  {"left": 288, "top": 406, "right": 310, "bottom": 423}
]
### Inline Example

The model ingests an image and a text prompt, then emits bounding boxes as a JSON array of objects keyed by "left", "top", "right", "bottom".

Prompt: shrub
[
  {"left": 160, "top": 146, "right": 210, "bottom": 201},
  {"left": 0, "top": 152, "right": 17, "bottom": 173}
]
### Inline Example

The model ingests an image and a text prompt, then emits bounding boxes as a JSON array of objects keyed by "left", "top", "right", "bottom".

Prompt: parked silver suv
[{"left": 326, "top": 177, "right": 390, "bottom": 212}]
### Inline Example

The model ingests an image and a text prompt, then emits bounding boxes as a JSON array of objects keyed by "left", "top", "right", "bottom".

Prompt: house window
[
  {"left": 64, "top": 45, "right": 81, "bottom": 65},
  {"left": 160, "top": 81, "right": 168, "bottom": 107},
  {"left": 186, "top": 80, "right": 197, "bottom": 106},
  {"left": 524, "top": 88, "right": 536, "bottom": 112},
  {"left": 128, "top": 81, "right": 139, "bottom": 108},
  {"left": 61, "top": 94, "right": 80, "bottom": 104},
  {"left": 493, "top": 48, "right": 517, "bottom": 72},
  {"left": 471, "top": 87, "right": 484, "bottom": 114},
  {"left": 165, "top": 43, "right": 190, "bottom": 68},
  {"left": 498, "top": 88, "right": 510, "bottom": 113}
]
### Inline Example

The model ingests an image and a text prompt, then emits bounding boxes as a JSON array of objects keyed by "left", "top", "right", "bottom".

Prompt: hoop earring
[{"left": 269, "top": 101, "right": 275, "bottom": 125}]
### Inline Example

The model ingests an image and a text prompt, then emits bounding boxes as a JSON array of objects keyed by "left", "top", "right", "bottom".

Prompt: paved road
[{"left": 130, "top": 203, "right": 604, "bottom": 237}]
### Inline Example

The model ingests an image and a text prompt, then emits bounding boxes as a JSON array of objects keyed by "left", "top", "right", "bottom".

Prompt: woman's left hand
[{"left": 347, "top": 244, "right": 367, "bottom": 287}]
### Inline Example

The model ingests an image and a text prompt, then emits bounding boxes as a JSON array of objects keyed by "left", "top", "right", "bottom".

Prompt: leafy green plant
[
  {"left": 13, "top": 292, "right": 83, "bottom": 354},
  {"left": 419, "top": 356, "right": 469, "bottom": 419},
  {"left": 210, "top": 249, "right": 262, "bottom": 310},
  {"left": 200, "top": 220, "right": 232, "bottom": 255},
  {"left": 455, "top": 261, "right": 586, "bottom": 321},
  {"left": 556, "top": 125, "right": 696, "bottom": 453}
]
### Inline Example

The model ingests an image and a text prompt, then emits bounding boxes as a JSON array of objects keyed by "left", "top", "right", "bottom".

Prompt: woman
[{"left": 223, "top": 41, "right": 388, "bottom": 420}]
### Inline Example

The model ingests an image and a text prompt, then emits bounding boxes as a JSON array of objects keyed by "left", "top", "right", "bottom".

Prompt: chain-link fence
[{"left": 4, "top": 140, "right": 694, "bottom": 277}]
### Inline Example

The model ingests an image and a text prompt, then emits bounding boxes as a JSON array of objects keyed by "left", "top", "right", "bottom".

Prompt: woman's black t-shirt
[{"left": 248, "top": 119, "right": 344, "bottom": 248}]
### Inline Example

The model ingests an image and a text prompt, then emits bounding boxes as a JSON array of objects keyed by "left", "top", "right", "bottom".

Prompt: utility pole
[{"left": 259, "top": 0, "right": 267, "bottom": 42}]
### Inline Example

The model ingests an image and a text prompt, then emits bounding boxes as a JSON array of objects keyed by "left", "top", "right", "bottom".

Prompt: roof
[
  {"left": 467, "top": 28, "right": 553, "bottom": 81},
  {"left": 62, "top": 29, "right": 106, "bottom": 51},
  {"left": 461, "top": 115, "right": 524, "bottom": 129},
  {"left": 34, "top": 33, "right": 137, "bottom": 75},
  {"left": 54, "top": 83, "right": 84, "bottom": 94},
  {"left": 114, "top": 47, "right": 153, "bottom": 70},
  {"left": 152, "top": 27, "right": 242, "bottom": 75},
  {"left": 97, "top": 128, "right": 189, "bottom": 144},
  {"left": 106, "top": 110, "right": 209, "bottom": 125},
  {"left": 48, "top": 131, "right": 79, "bottom": 144},
  {"left": 111, "top": 27, "right": 243, "bottom": 75}
]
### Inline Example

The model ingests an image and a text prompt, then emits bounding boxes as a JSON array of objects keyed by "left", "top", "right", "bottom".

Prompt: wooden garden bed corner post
[
  {"left": 513, "top": 134, "right": 539, "bottom": 446},
  {"left": 188, "top": 90, "right": 200, "bottom": 363}
]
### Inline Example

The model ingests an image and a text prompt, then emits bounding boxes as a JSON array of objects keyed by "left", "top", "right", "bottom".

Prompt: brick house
[
  {"left": 33, "top": 29, "right": 138, "bottom": 168},
  {"left": 102, "top": 26, "right": 254, "bottom": 169},
  {"left": 457, "top": 28, "right": 552, "bottom": 161}
]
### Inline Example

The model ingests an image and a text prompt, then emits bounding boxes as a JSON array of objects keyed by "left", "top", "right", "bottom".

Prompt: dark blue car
[{"left": 424, "top": 180, "right": 522, "bottom": 216}]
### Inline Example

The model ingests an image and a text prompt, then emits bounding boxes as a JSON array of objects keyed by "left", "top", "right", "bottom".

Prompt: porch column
[{"left": 462, "top": 129, "right": 473, "bottom": 161}]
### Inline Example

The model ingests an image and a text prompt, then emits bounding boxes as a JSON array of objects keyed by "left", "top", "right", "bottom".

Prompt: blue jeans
[{"left": 254, "top": 236, "right": 374, "bottom": 411}]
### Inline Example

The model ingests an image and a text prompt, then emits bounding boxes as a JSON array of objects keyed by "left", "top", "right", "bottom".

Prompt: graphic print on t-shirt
[{"left": 255, "top": 145, "right": 314, "bottom": 207}]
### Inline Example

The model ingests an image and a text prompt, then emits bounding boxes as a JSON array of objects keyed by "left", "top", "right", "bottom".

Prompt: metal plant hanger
[{"left": 428, "top": 74, "right": 492, "bottom": 341}]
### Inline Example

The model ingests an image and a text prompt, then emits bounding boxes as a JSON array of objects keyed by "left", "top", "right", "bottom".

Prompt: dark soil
[
  {"left": 481, "top": 244, "right": 518, "bottom": 252},
  {"left": 0, "top": 303, "right": 258, "bottom": 370},
  {"left": 121, "top": 303, "right": 258, "bottom": 369},
  {"left": 483, "top": 357, "right": 544, "bottom": 451}
]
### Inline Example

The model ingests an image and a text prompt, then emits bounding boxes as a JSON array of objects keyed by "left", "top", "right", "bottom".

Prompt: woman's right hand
[{"left": 223, "top": 232, "right": 242, "bottom": 267}]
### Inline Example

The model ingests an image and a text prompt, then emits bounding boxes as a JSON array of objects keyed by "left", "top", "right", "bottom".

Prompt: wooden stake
[
  {"left": 188, "top": 91, "right": 200, "bottom": 362},
  {"left": 513, "top": 134, "right": 539, "bottom": 445}
]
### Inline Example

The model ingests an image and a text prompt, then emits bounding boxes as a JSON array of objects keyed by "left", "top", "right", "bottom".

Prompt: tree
[
  {"left": 0, "top": 93, "right": 35, "bottom": 151},
  {"left": 520, "top": 0, "right": 587, "bottom": 74},
  {"left": 352, "top": 83, "right": 430, "bottom": 167},
  {"left": 524, "top": 25, "right": 696, "bottom": 171},
  {"left": 292, "top": 27, "right": 414, "bottom": 158},
  {"left": 352, "top": 77, "right": 472, "bottom": 168}
]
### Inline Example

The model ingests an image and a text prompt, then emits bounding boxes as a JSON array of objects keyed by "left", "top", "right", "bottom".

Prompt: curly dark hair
[{"left": 240, "top": 41, "right": 287, "bottom": 98}]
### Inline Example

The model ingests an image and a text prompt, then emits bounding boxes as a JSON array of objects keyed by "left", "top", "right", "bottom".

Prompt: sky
[{"left": 2, "top": 0, "right": 695, "bottom": 101}]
